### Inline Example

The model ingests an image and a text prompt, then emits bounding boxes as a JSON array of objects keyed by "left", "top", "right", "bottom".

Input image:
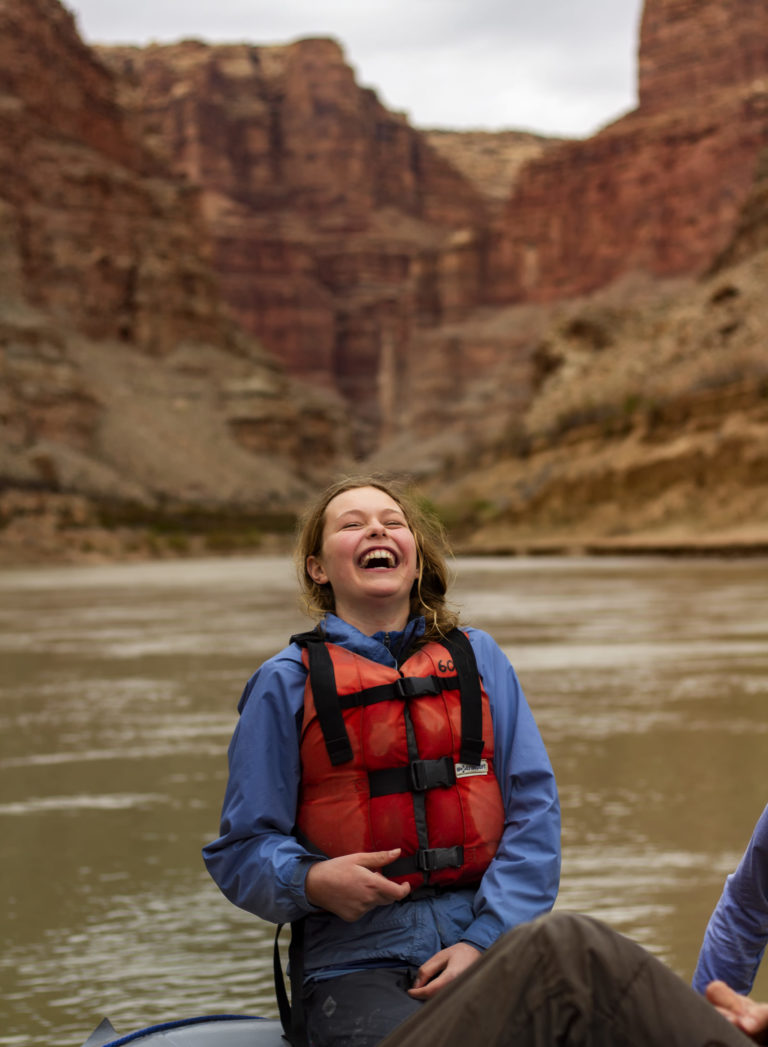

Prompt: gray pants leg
[
  {"left": 304, "top": 966, "right": 424, "bottom": 1047},
  {"left": 380, "top": 912, "right": 752, "bottom": 1047}
]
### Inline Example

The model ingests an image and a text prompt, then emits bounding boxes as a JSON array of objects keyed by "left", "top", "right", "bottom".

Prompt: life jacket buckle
[
  {"left": 416, "top": 845, "right": 463, "bottom": 872},
  {"left": 395, "top": 675, "right": 440, "bottom": 699},
  {"left": 409, "top": 756, "right": 456, "bottom": 791}
]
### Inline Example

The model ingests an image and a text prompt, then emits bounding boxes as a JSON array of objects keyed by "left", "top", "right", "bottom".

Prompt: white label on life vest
[{"left": 455, "top": 759, "right": 489, "bottom": 778}]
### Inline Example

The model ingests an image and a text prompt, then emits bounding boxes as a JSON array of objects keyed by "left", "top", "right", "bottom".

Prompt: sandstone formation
[
  {"left": 3, "top": 0, "right": 768, "bottom": 562},
  {"left": 637, "top": 0, "right": 768, "bottom": 113},
  {"left": 1, "top": 0, "right": 222, "bottom": 352},
  {"left": 485, "top": 0, "right": 768, "bottom": 304},
  {"left": 423, "top": 130, "right": 564, "bottom": 210},
  {"left": 96, "top": 38, "right": 493, "bottom": 456},
  {"left": 384, "top": 0, "right": 768, "bottom": 495},
  {"left": 431, "top": 262, "right": 768, "bottom": 554},
  {"left": 0, "top": 0, "right": 347, "bottom": 548},
  {"left": 428, "top": 150, "right": 768, "bottom": 552},
  {"left": 89, "top": 0, "right": 768, "bottom": 463}
]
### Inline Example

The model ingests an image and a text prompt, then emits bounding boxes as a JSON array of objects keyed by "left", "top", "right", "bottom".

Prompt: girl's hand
[
  {"left": 305, "top": 849, "right": 411, "bottom": 921},
  {"left": 407, "top": 942, "right": 481, "bottom": 1000}
]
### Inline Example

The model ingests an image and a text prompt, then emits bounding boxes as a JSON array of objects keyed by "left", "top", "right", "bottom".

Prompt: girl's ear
[{"left": 306, "top": 555, "right": 328, "bottom": 585}]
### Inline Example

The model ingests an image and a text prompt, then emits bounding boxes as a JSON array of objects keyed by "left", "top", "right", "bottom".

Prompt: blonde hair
[{"left": 295, "top": 474, "right": 459, "bottom": 641}]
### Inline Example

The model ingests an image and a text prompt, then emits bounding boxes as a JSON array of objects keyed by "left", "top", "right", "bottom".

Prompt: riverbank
[
  {"left": 0, "top": 490, "right": 295, "bottom": 567},
  {"left": 453, "top": 526, "right": 768, "bottom": 559},
  {"left": 2, "top": 488, "right": 768, "bottom": 566}
]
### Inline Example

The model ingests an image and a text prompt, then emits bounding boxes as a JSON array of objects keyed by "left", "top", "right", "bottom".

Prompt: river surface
[{"left": 1, "top": 554, "right": 767, "bottom": 1045}]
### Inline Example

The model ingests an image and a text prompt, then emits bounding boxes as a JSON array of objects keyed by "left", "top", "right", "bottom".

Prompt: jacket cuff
[
  {"left": 459, "top": 912, "right": 502, "bottom": 952},
  {"left": 290, "top": 856, "right": 324, "bottom": 914}
]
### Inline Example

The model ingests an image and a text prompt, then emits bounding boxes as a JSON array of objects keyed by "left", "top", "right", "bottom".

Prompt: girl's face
[{"left": 306, "top": 486, "right": 420, "bottom": 631}]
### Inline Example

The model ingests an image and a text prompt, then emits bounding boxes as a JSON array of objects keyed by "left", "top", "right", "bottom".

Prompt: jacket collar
[{"left": 321, "top": 613, "right": 426, "bottom": 667}]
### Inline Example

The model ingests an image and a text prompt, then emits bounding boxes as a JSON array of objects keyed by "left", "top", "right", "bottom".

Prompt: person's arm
[
  {"left": 706, "top": 980, "right": 768, "bottom": 1043},
  {"left": 693, "top": 805, "right": 768, "bottom": 994},
  {"left": 458, "top": 628, "right": 561, "bottom": 952},
  {"left": 203, "top": 651, "right": 413, "bottom": 924},
  {"left": 202, "top": 653, "right": 323, "bottom": 924}
]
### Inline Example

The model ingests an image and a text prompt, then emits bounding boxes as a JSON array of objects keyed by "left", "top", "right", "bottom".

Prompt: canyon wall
[
  {"left": 485, "top": 0, "right": 768, "bottom": 304},
  {"left": 0, "top": 0, "right": 346, "bottom": 535},
  {"left": 637, "top": 0, "right": 768, "bottom": 112},
  {"left": 96, "top": 38, "right": 492, "bottom": 455},
  {"left": 92, "top": 0, "right": 768, "bottom": 458},
  {"left": 390, "top": 0, "right": 768, "bottom": 472},
  {"left": 0, "top": 0, "right": 225, "bottom": 352},
  {"left": 3, "top": 0, "right": 768, "bottom": 560}
]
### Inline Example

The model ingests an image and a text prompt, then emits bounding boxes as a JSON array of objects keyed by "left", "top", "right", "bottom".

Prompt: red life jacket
[{"left": 293, "top": 628, "right": 504, "bottom": 890}]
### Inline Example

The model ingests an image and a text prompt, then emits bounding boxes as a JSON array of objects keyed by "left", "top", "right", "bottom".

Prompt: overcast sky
[{"left": 66, "top": 0, "right": 645, "bottom": 138}]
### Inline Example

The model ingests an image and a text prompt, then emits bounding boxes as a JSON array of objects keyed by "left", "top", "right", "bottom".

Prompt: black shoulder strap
[
  {"left": 291, "top": 631, "right": 353, "bottom": 766},
  {"left": 274, "top": 919, "right": 307, "bottom": 1047},
  {"left": 441, "top": 628, "right": 485, "bottom": 765},
  {"left": 291, "top": 628, "right": 483, "bottom": 767}
]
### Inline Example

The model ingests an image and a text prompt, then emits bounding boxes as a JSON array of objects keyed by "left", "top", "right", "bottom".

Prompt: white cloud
[{"left": 66, "top": 0, "right": 644, "bottom": 136}]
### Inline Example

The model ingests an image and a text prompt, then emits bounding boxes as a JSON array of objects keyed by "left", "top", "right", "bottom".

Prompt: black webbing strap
[
  {"left": 292, "top": 627, "right": 485, "bottom": 768},
  {"left": 442, "top": 628, "right": 485, "bottom": 765},
  {"left": 274, "top": 918, "right": 307, "bottom": 1047},
  {"left": 369, "top": 755, "right": 456, "bottom": 796},
  {"left": 293, "top": 632, "right": 353, "bottom": 766},
  {"left": 384, "top": 845, "right": 464, "bottom": 878},
  {"left": 273, "top": 924, "right": 290, "bottom": 1034},
  {"left": 337, "top": 673, "right": 446, "bottom": 709}
]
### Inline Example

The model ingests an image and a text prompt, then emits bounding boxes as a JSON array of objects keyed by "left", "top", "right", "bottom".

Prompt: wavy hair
[{"left": 295, "top": 474, "right": 459, "bottom": 641}]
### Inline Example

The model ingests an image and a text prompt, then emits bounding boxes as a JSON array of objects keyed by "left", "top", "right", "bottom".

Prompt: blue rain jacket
[
  {"left": 693, "top": 803, "right": 768, "bottom": 994},
  {"left": 203, "top": 614, "right": 561, "bottom": 982}
]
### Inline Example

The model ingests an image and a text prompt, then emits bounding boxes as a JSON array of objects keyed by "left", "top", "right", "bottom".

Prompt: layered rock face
[
  {"left": 0, "top": 0, "right": 225, "bottom": 352},
  {"left": 486, "top": 0, "right": 768, "bottom": 304},
  {"left": 432, "top": 244, "right": 768, "bottom": 552},
  {"left": 92, "top": 0, "right": 768, "bottom": 459},
  {"left": 97, "top": 39, "right": 490, "bottom": 454},
  {"left": 4, "top": 0, "right": 768, "bottom": 561},
  {"left": 424, "top": 130, "right": 563, "bottom": 209},
  {"left": 638, "top": 0, "right": 768, "bottom": 112},
  {"left": 429, "top": 143, "right": 768, "bottom": 550},
  {"left": 0, "top": 0, "right": 346, "bottom": 522}
]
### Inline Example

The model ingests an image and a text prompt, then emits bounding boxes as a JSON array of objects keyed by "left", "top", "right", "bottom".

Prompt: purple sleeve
[
  {"left": 202, "top": 652, "right": 323, "bottom": 924},
  {"left": 692, "top": 804, "right": 768, "bottom": 994}
]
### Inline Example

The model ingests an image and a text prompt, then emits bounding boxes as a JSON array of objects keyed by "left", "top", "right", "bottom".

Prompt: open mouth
[{"left": 359, "top": 549, "right": 398, "bottom": 569}]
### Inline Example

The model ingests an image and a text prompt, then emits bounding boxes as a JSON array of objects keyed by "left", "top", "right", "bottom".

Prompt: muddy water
[{"left": 1, "top": 555, "right": 767, "bottom": 1045}]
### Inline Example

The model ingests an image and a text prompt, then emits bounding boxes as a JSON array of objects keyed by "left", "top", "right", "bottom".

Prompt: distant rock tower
[{"left": 638, "top": 0, "right": 768, "bottom": 112}]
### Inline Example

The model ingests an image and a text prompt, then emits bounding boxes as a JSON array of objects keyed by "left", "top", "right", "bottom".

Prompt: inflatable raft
[{"left": 81, "top": 1014, "right": 286, "bottom": 1046}]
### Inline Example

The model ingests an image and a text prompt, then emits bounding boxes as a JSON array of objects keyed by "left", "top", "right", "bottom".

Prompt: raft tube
[{"left": 81, "top": 1014, "right": 286, "bottom": 1046}]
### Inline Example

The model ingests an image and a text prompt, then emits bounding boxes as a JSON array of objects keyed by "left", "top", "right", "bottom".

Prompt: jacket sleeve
[
  {"left": 692, "top": 804, "right": 768, "bottom": 994},
  {"left": 458, "top": 628, "right": 561, "bottom": 951},
  {"left": 202, "top": 651, "right": 322, "bottom": 924}
]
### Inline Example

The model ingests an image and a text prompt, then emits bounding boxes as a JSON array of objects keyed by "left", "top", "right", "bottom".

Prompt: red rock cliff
[
  {"left": 0, "top": 0, "right": 239, "bottom": 352},
  {"left": 3, "top": 0, "right": 768, "bottom": 560},
  {"left": 486, "top": 0, "right": 768, "bottom": 303},
  {"left": 96, "top": 38, "right": 491, "bottom": 454},
  {"left": 0, "top": 0, "right": 345, "bottom": 520},
  {"left": 94, "top": 2, "right": 768, "bottom": 457},
  {"left": 638, "top": 0, "right": 768, "bottom": 112}
]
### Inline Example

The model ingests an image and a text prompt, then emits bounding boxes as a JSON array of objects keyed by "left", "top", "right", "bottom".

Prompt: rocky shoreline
[{"left": 2, "top": 491, "right": 767, "bottom": 569}]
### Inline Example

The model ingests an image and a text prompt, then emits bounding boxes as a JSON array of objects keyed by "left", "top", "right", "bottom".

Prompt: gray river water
[{"left": 1, "top": 554, "right": 767, "bottom": 1044}]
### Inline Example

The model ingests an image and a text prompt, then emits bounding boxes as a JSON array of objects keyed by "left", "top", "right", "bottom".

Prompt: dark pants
[
  {"left": 304, "top": 966, "right": 424, "bottom": 1047},
  {"left": 379, "top": 912, "right": 752, "bottom": 1047}
]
